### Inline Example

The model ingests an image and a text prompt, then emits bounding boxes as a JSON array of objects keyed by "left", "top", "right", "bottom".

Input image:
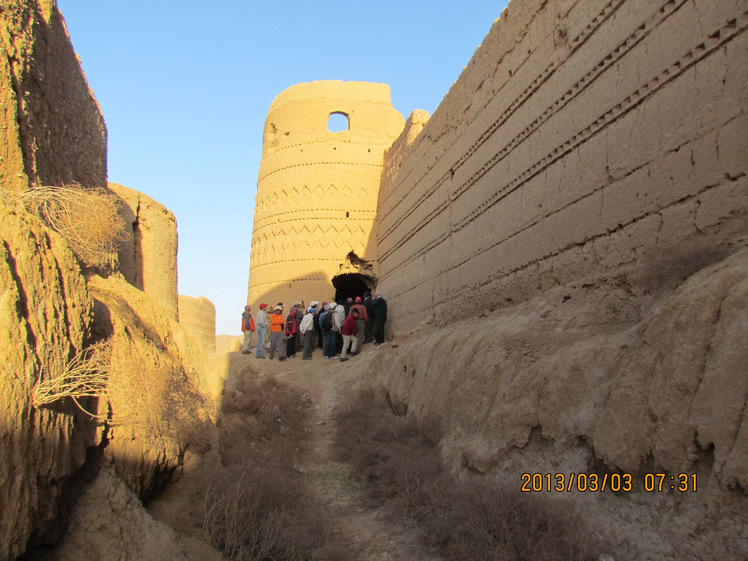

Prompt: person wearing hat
[
  {"left": 300, "top": 306, "right": 317, "bottom": 360},
  {"left": 255, "top": 303, "right": 269, "bottom": 359},
  {"left": 268, "top": 305, "right": 286, "bottom": 361},
  {"left": 350, "top": 296, "right": 368, "bottom": 350},
  {"left": 320, "top": 303, "right": 337, "bottom": 359},
  {"left": 240, "top": 305, "right": 255, "bottom": 354},
  {"left": 340, "top": 308, "right": 360, "bottom": 362}
]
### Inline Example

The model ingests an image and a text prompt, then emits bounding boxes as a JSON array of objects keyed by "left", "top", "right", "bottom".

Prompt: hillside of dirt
[{"left": 39, "top": 342, "right": 445, "bottom": 561}]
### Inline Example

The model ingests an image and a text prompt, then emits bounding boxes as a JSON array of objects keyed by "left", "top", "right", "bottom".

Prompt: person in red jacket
[
  {"left": 340, "top": 308, "right": 360, "bottom": 362},
  {"left": 349, "top": 296, "right": 368, "bottom": 350},
  {"left": 285, "top": 305, "right": 299, "bottom": 359}
]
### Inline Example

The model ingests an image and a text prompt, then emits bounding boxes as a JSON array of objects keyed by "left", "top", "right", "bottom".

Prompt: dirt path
[{"left": 231, "top": 346, "right": 442, "bottom": 561}]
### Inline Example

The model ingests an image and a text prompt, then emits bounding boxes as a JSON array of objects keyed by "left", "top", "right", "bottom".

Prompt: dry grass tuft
[
  {"left": 196, "top": 374, "right": 350, "bottom": 561},
  {"left": 107, "top": 341, "right": 214, "bottom": 451},
  {"left": 17, "top": 184, "right": 127, "bottom": 268},
  {"left": 32, "top": 339, "right": 112, "bottom": 415},
  {"left": 201, "top": 465, "right": 331, "bottom": 561},
  {"left": 334, "top": 388, "right": 603, "bottom": 561}
]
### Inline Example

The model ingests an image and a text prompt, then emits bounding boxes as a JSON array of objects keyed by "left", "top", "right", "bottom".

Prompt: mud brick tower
[{"left": 248, "top": 80, "right": 404, "bottom": 307}]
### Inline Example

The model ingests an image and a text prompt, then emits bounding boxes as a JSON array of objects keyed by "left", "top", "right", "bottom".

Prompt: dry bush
[
  {"left": 334, "top": 388, "right": 602, "bottom": 561},
  {"left": 334, "top": 387, "right": 444, "bottom": 518},
  {"left": 425, "top": 481, "right": 600, "bottom": 561},
  {"left": 32, "top": 339, "right": 112, "bottom": 416},
  {"left": 107, "top": 341, "right": 214, "bottom": 452},
  {"left": 201, "top": 465, "right": 332, "bottom": 561},
  {"left": 218, "top": 375, "right": 312, "bottom": 465},
  {"left": 199, "top": 374, "right": 351, "bottom": 561},
  {"left": 17, "top": 184, "right": 127, "bottom": 268}
]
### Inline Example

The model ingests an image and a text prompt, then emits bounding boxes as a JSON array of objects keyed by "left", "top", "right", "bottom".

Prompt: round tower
[{"left": 248, "top": 80, "right": 404, "bottom": 307}]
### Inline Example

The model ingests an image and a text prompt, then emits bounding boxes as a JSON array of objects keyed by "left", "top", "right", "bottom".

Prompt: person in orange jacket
[{"left": 268, "top": 305, "right": 286, "bottom": 361}]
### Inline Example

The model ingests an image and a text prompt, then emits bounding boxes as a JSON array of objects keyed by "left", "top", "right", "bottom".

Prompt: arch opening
[
  {"left": 331, "top": 273, "right": 375, "bottom": 304},
  {"left": 328, "top": 111, "right": 350, "bottom": 132}
]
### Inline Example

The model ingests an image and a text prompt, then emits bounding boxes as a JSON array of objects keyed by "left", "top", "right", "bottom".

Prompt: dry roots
[
  {"left": 32, "top": 340, "right": 112, "bottom": 415},
  {"left": 17, "top": 184, "right": 127, "bottom": 268}
]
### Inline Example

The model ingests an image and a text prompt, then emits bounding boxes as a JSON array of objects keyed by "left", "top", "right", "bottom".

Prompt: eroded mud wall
[
  {"left": 378, "top": 0, "right": 747, "bottom": 333},
  {"left": 248, "top": 80, "right": 404, "bottom": 308},
  {"left": 370, "top": 1, "right": 748, "bottom": 558},
  {"left": 178, "top": 294, "right": 216, "bottom": 354},
  {"left": 0, "top": 199, "right": 96, "bottom": 560},
  {"left": 0, "top": 0, "right": 107, "bottom": 191},
  {"left": 364, "top": 249, "right": 748, "bottom": 560},
  {"left": 109, "top": 182, "right": 179, "bottom": 321}
]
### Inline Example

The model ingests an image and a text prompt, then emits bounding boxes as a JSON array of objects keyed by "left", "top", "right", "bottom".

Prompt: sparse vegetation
[
  {"left": 32, "top": 339, "right": 112, "bottom": 416},
  {"left": 334, "top": 388, "right": 602, "bottom": 561},
  {"left": 197, "top": 374, "right": 351, "bottom": 561},
  {"left": 17, "top": 183, "right": 127, "bottom": 268},
  {"left": 107, "top": 340, "right": 213, "bottom": 452}
]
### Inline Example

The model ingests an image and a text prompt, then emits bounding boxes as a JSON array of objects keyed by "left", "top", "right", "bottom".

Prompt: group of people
[{"left": 240, "top": 292, "right": 388, "bottom": 363}]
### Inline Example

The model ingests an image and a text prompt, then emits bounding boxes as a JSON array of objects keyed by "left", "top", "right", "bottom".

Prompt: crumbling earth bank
[
  {"left": 0, "top": 195, "right": 215, "bottom": 559},
  {"left": 0, "top": 0, "right": 216, "bottom": 557},
  {"left": 362, "top": 250, "right": 748, "bottom": 561},
  {"left": 0, "top": 199, "right": 94, "bottom": 559}
]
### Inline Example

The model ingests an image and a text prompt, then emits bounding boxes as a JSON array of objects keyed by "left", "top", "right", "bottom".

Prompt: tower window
[{"left": 328, "top": 112, "right": 349, "bottom": 132}]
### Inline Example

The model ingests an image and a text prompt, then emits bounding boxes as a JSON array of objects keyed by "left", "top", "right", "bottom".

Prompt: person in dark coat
[
  {"left": 294, "top": 301, "right": 304, "bottom": 353},
  {"left": 363, "top": 292, "right": 375, "bottom": 343},
  {"left": 372, "top": 291, "right": 387, "bottom": 346}
]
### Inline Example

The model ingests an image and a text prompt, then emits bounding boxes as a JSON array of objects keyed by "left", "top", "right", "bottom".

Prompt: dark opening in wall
[
  {"left": 332, "top": 273, "right": 376, "bottom": 304},
  {"left": 328, "top": 111, "right": 349, "bottom": 132}
]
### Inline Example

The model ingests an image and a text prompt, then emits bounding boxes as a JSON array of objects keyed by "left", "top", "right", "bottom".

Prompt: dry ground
[{"left": 150, "top": 338, "right": 442, "bottom": 561}]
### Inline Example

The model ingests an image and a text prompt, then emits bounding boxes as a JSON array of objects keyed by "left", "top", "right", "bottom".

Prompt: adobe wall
[
  {"left": 0, "top": 0, "right": 107, "bottom": 191},
  {"left": 109, "top": 182, "right": 179, "bottom": 320},
  {"left": 0, "top": 198, "right": 95, "bottom": 560},
  {"left": 377, "top": 0, "right": 748, "bottom": 333},
  {"left": 178, "top": 294, "right": 217, "bottom": 354},
  {"left": 248, "top": 80, "right": 404, "bottom": 308}
]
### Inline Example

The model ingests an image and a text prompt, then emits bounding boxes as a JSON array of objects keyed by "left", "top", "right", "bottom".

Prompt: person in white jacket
[
  {"left": 300, "top": 307, "right": 317, "bottom": 360},
  {"left": 255, "top": 303, "right": 269, "bottom": 359},
  {"left": 334, "top": 302, "right": 346, "bottom": 355}
]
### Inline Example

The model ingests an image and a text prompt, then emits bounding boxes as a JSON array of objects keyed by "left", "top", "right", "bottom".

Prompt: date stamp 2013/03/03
[{"left": 521, "top": 472, "right": 698, "bottom": 493}]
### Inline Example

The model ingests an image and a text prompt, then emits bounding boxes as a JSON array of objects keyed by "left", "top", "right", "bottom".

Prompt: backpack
[
  {"left": 321, "top": 310, "right": 333, "bottom": 330},
  {"left": 285, "top": 314, "right": 297, "bottom": 335}
]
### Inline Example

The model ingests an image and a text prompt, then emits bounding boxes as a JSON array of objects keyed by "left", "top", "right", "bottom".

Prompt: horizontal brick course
[{"left": 378, "top": 0, "right": 748, "bottom": 333}]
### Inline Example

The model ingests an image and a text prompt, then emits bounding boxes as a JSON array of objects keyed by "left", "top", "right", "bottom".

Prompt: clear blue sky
[{"left": 56, "top": 0, "right": 508, "bottom": 335}]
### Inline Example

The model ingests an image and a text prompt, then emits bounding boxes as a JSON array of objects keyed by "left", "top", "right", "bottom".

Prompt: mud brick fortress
[
  {"left": 249, "top": 0, "right": 747, "bottom": 336},
  {"left": 248, "top": 81, "right": 404, "bottom": 306},
  {"left": 1, "top": 0, "right": 746, "bottom": 558},
  {"left": 246, "top": 3, "right": 748, "bottom": 554}
]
